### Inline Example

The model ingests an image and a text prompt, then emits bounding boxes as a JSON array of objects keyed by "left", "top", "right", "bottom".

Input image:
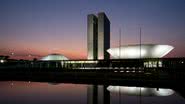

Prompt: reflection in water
[
  {"left": 107, "top": 86, "right": 174, "bottom": 96},
  {"left": 48, "top": 82, "right": 60, "bottom": 85},
  {"left": 0, "top": 81, "right": 87, "bottom": 104},
  {"left": 87, "top": 85, "right": 110, "bottom": 104},
  {"left": 0, "top": 81, "right": 185, "bottom": 104}
]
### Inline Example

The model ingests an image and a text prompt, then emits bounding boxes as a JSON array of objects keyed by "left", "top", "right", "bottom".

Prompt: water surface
[{"left": 0, "top": 81, "right": 185, "bottom": 104}]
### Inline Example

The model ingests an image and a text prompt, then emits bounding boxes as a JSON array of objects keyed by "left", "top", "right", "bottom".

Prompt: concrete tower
[
  {"left": 87, "top": 12, "right": 110, "bottom": 60},
  {"left": 97, "top": 12, "right": 110, "bottom": 59},
  {"left": 87, "top": 14, "right": 98, "bottom": 60}
]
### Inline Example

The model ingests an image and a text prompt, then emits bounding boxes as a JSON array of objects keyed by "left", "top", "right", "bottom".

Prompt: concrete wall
[
  {"left": 87, "top": 14, "right": 98, "bottom": 60},
  {"left": 98, "top": 13, "right": 110, "bottom": 60},
  {"left": 87, "top": 12, "right": 110, "bottom": 60}
]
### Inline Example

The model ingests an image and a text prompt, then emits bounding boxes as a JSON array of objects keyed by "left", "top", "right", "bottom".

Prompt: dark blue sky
[{"left": 0, "top": 0, "right": 185, "bottom": 59}]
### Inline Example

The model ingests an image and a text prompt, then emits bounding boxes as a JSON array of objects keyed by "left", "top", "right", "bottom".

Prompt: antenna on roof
[
  {"left": 139, "top": 26, "right": 141, "bottom": 59},
  {"left": 119, "top": 28, "right": 121, "bottom": 59},
  {"left": 118, "top": 28, "right": 122, "bottom": 104},
  {"left": 139, "top": 24, "right": 142, "bottom": 104}
]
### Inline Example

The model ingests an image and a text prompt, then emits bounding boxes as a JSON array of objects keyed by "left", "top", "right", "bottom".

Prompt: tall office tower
[
  {"left": 87, "top": 12, "right": 110, "bottom": 60},
  {"left": 87, "top": 14, "right": 98, "bottom": 60},
  {"left": 97, "top": 12, "right": 110, "bottom": 59}
]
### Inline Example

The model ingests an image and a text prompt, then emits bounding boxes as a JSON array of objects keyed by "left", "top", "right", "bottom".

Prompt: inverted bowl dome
[
  {"left": 107, "top": 86, "right": 174, "bottom": 97},
  {"left": 40, "top": 54, "right": 68, "bottom": 61},
  {"left": 107, "top": 44, "right": 174, "bottom": 59}
]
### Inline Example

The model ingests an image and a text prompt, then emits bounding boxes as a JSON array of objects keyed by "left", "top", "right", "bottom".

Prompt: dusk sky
[{"left": 0, "top": 0, "right": 185, "bottom": 59}]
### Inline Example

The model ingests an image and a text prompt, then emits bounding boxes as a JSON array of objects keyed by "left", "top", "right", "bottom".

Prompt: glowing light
[
  {"left": 107, "top": 86, "right": 174, "bottom": 96},
  {"left": 11, "top": 52, "right": 14, "bottom": 55},
  {"left": 0, "top": 60, "right": 4, "bottom": 63},
  {"left": 107, "top": 44, "right": 174, "bottom": 59},
  {"left": 41, "top": 54, "right": 68, "bottom": 61},
  {"left": 154, "top": 88, "right": 174, "bottom": 96}
]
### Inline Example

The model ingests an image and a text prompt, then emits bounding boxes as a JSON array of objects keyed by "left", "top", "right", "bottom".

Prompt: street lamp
[{"left": 0, "top": 60, "right": 4, "bottom": 63}]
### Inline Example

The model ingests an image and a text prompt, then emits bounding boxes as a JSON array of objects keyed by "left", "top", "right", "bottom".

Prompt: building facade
[
  {"left": 87, "top": 14, "right": 98, "bottom": 60},
  {"left": 107, "top": 44, "right": 174, "bottom": 59},
  {"left": 87, "top": 12, "right": 110, "bottom": 60},
  {"left": 97, "top": 13, "right": 110, "bottom": 59}
]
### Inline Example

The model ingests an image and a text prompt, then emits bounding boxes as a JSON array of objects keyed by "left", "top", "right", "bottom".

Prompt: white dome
[
  {"left": 107, "top": 44, "right": 174, "bottom": 59},
  {"left": 40, "top": 54, "right": 68, "bottom": 61}
]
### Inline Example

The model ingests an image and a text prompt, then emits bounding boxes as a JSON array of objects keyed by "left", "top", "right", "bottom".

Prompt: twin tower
[{"left": 87, "top": 12, "right": 110, "bottom": 60}]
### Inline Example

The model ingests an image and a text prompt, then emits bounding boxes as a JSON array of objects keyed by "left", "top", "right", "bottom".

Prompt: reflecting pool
[{"left": 0, "top": 81, "right": 185, "bottom": 104}]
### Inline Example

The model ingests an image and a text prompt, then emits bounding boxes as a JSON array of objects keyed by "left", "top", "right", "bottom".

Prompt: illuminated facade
[
  {"left": 107, "top": 44, "right": 174, "bottom": 59},
  {"left": 40, "top": 54, "right": 68, "bottom": 61},
  {"left": 87, "top": 12, "right": 110, "bottom": 60},
  {"left": 97, "top": 13, "right": 110, "bottom": 59},
  {"left": 87, "top": 14, "right": 98, "bottom": 59}
]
